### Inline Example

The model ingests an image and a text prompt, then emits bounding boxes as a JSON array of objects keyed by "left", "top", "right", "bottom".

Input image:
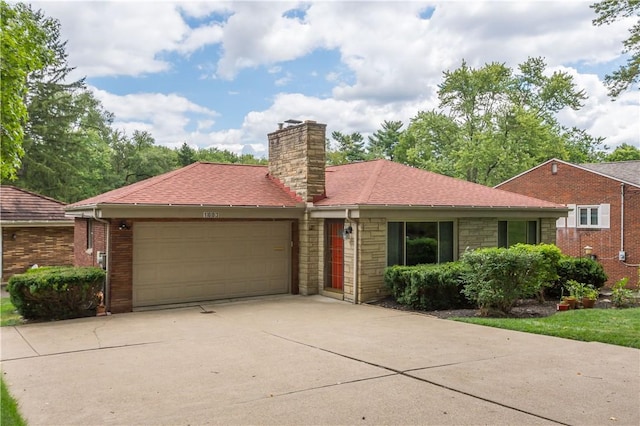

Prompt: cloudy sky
[{"left": 32, "top": 0, "right": 639, "bottom": 157}]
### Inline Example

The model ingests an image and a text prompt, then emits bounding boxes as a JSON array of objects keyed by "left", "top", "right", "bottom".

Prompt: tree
[
  {"left": 177, "top": 142, "right": 197, "bottom": 166},
  {"left": 397, "top": 58, "right": 603, "bottom": 186},
  {"left": 605, "top": 142, "right": 640, "bottom": 161},
  {"left": 110, "top": 130, "right": 178, "bottom": 186},
  {"left": 367, "top": 120, "right": 403, "bottom": 160},
  {"left": 327, "top": 131, "right": 367, "bottom": 165},
  {"left": 0, "top": 1, "right": 53, "bottom": 180},
  {"left": 591, "top": 0, "right": 640, "bottom": 98}
]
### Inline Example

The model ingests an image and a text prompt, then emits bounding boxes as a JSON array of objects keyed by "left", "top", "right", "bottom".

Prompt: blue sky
[{"left": 33, "top": 1, "right": 639, "bottom": 157}]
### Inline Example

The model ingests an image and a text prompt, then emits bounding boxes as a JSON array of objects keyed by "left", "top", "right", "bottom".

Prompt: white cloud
[{"left": 32, "top": 1, "right": 637, "bottom": 157}]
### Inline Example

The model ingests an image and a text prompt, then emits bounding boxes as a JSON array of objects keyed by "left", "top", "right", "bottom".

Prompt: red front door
[{"left": 325, "top": 220, "right": 344, "bottom": 290}]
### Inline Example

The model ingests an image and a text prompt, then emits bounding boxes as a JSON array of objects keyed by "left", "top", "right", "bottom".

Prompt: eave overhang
[
  {"left": 64, "top": 203, "right": 306, "bottom": 220},
  {"left": 0, "top": 220, "right": 74, "bottom": 228},
  {"left": 308, "top": 204, "right": 569, "bottom": 220}
]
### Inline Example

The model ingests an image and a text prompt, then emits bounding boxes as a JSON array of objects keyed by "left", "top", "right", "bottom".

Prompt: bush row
[
  {"left": 384, "top": 244, "right": 607, "bottom": 315},
  {"left": 7, "top": 266, "right": 105, "bottom": 320}
]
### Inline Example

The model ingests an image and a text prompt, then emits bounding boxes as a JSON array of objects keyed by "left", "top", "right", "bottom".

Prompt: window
[
  {"left": 564, "top": 204, "right": 610, "bottom": 229},
  {"left": 86, "top": 220, "right": 93, "bottom": 249},
  {"left": 498, "top": 220, "right": 538, "bottom": 248},
  {"left": 387, "top": 221, "right": 454, "bottom": 266},
  {"left": 578, "top": 206, "right": 598, "bottom": 227}
]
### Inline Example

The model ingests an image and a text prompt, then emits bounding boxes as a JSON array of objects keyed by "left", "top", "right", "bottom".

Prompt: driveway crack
[{"left": 266, "top": 332, "right": 569, "bottom": 426}]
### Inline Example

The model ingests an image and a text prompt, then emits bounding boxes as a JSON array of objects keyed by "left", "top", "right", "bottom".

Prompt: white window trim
[{"left": 571, "top": 203, "right": 610, "bottom": 229}]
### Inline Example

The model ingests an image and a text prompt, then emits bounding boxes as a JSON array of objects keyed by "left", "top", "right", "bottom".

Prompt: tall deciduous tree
[
  {"left": 591, "top": 0, "right": 640, "bottom": 98},
  {"left": 398, "top": 58, "right": 604, "bottom": 186},
  {"left": 605, "top": 142, "right": 640, "bottom": 161},
  {"left": 0, "top": 1, "right": 53, "bottom": 180}
]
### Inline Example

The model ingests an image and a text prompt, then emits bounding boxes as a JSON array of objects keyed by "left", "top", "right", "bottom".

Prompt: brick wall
[
  {"left": 108, "top": 219, "right": 133, "bottom": 313},
  {"left": 499, "top": 161, "right": 639, "bottom": 287},
  {"left": 2, "top": 226, "right": 74, "bottom": 282},
  {"left": 73, "top": 219, "right": 107, "bottom": 267},
  {"left": 267, "top": 121, "right": 326, "bottom": 202}
]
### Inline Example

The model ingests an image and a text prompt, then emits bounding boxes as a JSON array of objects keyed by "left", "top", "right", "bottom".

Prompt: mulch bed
[{"left": 369, "top": 296, "right": 616, "bottom": 319}]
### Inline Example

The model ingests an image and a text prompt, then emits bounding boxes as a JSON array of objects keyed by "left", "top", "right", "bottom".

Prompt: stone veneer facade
[{"left": 268, "top": 121, "right": 326, "bottom": 202}]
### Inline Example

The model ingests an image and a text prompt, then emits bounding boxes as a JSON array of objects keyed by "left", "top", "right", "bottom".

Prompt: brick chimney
[{"left": 268, "top": 120, "right": 327, "bottom": 203}]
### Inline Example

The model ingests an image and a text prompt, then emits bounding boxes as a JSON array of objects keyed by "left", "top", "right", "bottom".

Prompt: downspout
[
  {"left": 620, "top": 183, "right": 624, "bottom": 253},
  {"left": 92, "top": 208, "right": 110, "bottom": 311},
  {"left": 346, "top": 209, "right": 359, "bottom": 304}
]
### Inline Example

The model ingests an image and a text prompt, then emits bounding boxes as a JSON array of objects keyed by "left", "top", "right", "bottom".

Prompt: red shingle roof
[
  {"left": 1, "top": 186, "right": 69, "bottom": 221},
  {"left": 68, "top": 159, "right": 564, "bottom": 210},
  {"left": 316, "top": 160, "right": 563, "bottom": 208},
  {"left": 68, "top": 162, "right": 302, "bottom": 208}
]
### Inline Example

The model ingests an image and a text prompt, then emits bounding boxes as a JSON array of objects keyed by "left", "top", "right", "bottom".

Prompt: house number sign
[{"left": 202, "top": 211, "right": 220, "bottom": 219}]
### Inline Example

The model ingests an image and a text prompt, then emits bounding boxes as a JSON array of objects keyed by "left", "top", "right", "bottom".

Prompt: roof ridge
[
  {"left": 356, "top": 159, "right": 386, "bottom": 203},
  {"left": 1, "top": 185, "right": 67, "bottom": 205}
]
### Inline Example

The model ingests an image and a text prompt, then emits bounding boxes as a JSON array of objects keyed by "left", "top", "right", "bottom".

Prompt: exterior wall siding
[
  {"left": 2, "top": 226, "right": 74, "bottom": 281},
  {"left": 457, "top": 218, "right": 499, "bottom": 256},
  {"left": 499, "top": 161, "right": 639, "bottom": 287}
]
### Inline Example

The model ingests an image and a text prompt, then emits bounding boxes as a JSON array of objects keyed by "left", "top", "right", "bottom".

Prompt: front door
[{"left": 325, "top": 219, "right": 344, "bottom": 291}]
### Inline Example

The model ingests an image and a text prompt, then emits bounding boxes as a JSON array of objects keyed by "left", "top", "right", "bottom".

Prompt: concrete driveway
[{"left": 1, "top": 295, "right": 638, "bottom": 425}]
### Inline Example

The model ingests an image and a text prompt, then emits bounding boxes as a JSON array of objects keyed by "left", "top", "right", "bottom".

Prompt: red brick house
[
  {"left": 1, "top": 186, "right": 74, "bottom": 283},
  {"left": 66, "top": 121, "right": 567, "bottom": 313},
  {"left": 496, "top": 158, "right": 640, "bottom": 288}
]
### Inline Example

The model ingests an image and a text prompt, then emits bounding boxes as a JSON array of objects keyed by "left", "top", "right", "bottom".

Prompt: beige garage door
[{"left": 133, "top": 221, "right": 291, "bottom": 307}]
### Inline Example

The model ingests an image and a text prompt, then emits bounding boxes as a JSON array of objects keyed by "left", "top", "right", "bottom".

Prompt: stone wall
[{"left": 458, "top": 218, "right": 499, "bottom": 256}]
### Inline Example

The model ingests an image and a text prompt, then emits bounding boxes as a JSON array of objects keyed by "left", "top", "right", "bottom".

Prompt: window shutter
[
  {"left": 566, "top": 204, "right": 576, "bottom": 227},
  {"left": 599, "top": 203, "right": 610, "bottom": 229}
]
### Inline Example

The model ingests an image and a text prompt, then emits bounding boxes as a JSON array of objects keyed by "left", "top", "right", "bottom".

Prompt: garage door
[{"left": 133, "top": 221, "right": 291, "bottom": 307}]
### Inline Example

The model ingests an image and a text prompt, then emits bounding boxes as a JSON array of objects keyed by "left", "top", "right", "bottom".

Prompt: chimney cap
[{"left": 284, "top": 119, "right": 302, "bottom": 125}]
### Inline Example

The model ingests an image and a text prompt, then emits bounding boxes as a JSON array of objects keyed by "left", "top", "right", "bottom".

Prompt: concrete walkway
[{"left": 1, "top": 295, "right": 638, "bottom": 425}]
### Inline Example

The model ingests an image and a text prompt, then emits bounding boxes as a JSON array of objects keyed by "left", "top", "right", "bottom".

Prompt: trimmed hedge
[
  {"left": 384, "top": 262, "right": 473, "bottom": 310},
  {"left": 546, "top": 256, "right": 608, "bottom": 298},
  {"left": 7, "top": 266, "right": 105, "bottom": 320}
]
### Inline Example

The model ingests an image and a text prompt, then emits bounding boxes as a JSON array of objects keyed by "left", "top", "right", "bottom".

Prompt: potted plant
[
  {"left": 565, "top": 280, "right": 586, "bottom": 309},
  {"left": 557, "top": 288, "right": 570, "bottom": 311},
  {"left": 581, "top": 285, "right": 598, "bottom": 309}
]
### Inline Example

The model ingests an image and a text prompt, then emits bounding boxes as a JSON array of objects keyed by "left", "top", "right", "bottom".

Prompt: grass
[
  {"left": 1, "top": 297, "right": 22, "bottom": 327},
  {"left": 1, "top": 376, "right": 27, "bottom": 426},
  {"left": 455, "top": 307, "right": 640, "bottom": 348}
]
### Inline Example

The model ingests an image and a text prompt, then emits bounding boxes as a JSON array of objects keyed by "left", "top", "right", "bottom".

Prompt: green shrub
[
  {"left": 512, "top": 243, "right": 562, "bottom": 291},
  {"left": 611, "top": 278, "right": 635, "bottom": 308},
  {"left": 7, "top": 266, "right": 105, "bottom": 320},
  {"left": 546, "top": 256, "right": 608, "bottom": 298},
  {"left": 406, "top": 237, "right": 438, "bottom": 265},
  {"left": 384, "top": 262, "right": 473, "bottom": 310},
  {"left": 460, "top": 246, "right": 545, "bottom": 316}
]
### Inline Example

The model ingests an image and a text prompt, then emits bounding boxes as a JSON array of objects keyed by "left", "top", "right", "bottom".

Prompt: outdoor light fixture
[
  {"left": 341, "top": 225, "right": 353, "bottom": 239},
  {"left": 583, "top": 245, "right": 596, "bottom": 260},
  {"left": 118, "top": 221, "right": 130, "bottom": 231}
]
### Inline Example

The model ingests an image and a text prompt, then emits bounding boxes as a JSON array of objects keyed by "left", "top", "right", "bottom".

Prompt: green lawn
[
  {"left": 1, "top": 297, "right": 22, "bottom": 327},
  {"left": 1, "top": 376, "right": 27, "bottom": 426},
  {"left": 455, "top": 307, "right": 640, "bottom": 348}
]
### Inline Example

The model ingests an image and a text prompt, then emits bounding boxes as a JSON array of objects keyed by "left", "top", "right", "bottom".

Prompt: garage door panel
[{"left": 133, "top": 222, "right": 291, "bottom": 307}]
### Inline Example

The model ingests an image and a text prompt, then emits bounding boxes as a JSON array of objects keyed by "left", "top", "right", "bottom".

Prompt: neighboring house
[
  {"left": 1, "top": 186, "right": 74, "bottom": 283},
  {"left": 496, "top": 158, "right": 640, "bottom": 288},
  {"left": 66, "top": 121, "right": 567, "bottom": 313}
]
